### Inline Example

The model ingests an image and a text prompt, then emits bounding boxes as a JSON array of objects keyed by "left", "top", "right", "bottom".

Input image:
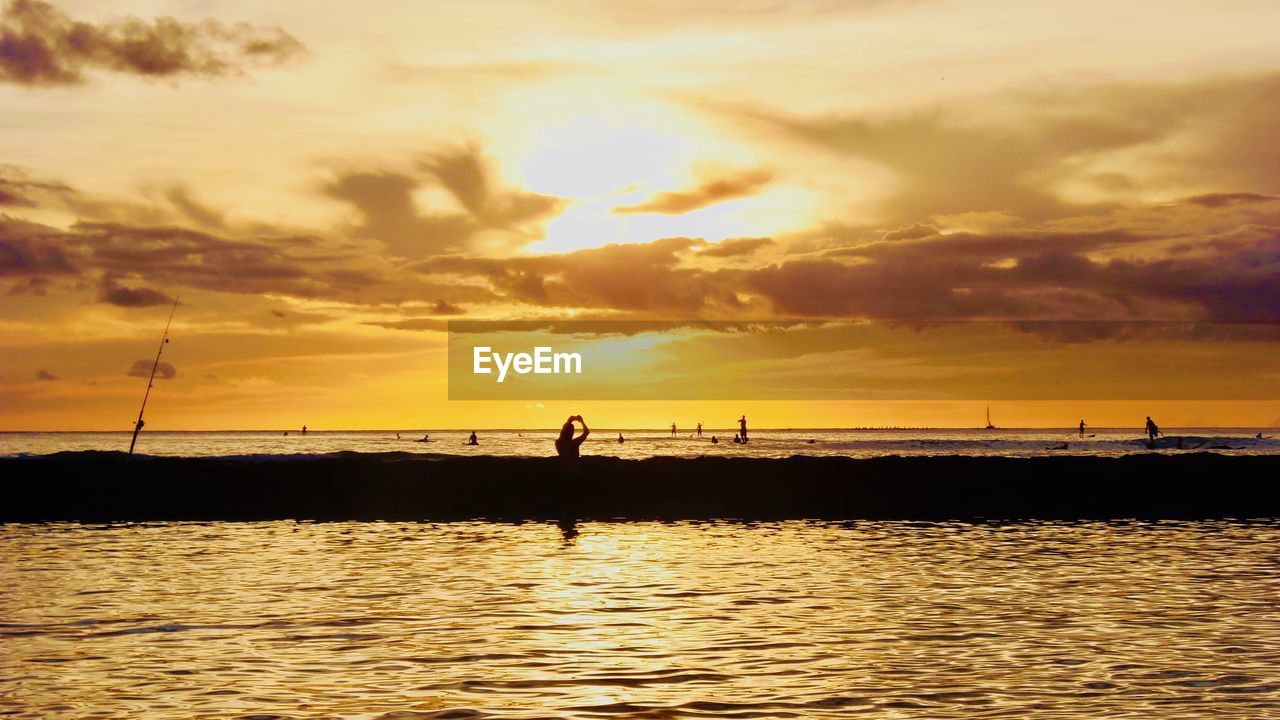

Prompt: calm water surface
[
  {"left": 2, "top": 521, "right": 1278, "bottom": 719},
  {"left": 5, "top": 428, "right": 1280, "bottom": 458}
]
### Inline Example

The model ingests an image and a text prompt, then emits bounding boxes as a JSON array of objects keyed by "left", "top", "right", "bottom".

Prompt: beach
[{"left": 4, "top": 451, "right": 1277, "bottom": 522}]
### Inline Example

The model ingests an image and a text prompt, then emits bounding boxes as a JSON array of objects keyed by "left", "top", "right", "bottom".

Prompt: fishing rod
[{"left": 128, "top": 295, "right": 179, "bottom": 455}]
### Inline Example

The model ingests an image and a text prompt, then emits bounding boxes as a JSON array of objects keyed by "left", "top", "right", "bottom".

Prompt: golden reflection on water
[{"left": 2, "top": 521, "right": 1279, "bottom": 719}]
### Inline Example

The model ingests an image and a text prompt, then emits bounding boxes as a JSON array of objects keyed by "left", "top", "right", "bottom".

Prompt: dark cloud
[
  {"left": 413, "top": 237, "right": 747, "bottom": 313},
  {"left": 432, "top": 299, "right": 464, "bottom": 315},
  {"left": 99, "top": 275, "right": 171, "bottom": 307},
  {"left": 419, "top": 146, "right": 563, "bottom": 229},
  {"left": 0, "top": 225, "right": 78, "bottom": 276},
  {"left": 1, "top": 214, "right": 497, "bottom": 308},
  {"left": 267, "top": 308, "right": 336, "bottom": 325},
  {"left": 882, "top": 223, "right": 939, "bottom": 242},
  {"left": 413, "top": 201, "right": 1280, "bottom": 327},
  {"left": 699, "top": 236, "right": 773, "bottom": 258},
  {"left": 0, "top": 0, "right": 306, "bottom": 87},
  {"left": 1180, "top": 192, "right": 1280, "bottom": 209},
  {"left": 744, "top": 105, "right": 1165, "bottom": 221},
  {"left": 7, "top": 275, "right": 51, "bottom": 295},
  {"left": 323, "top": 171, "right": 476, "bottom": 257},
  {"left": 35, "top": 368, "right": 55, "bottom": 380},
  {"left": 719, "top": 74, "right": 1280, "bottom": 223},
  {"left": 127, "top": 359, "right": 176, "bottom": 379},
  {"left": 0, "top": 175, "right": 54, "bottom": 206},
  {"left": 325, "top": 147, "right": 563, "bottom": 258},
  {"left": 363, "top": 318, "right": 450, "bottom": 332},
  {"left": 164, "top": 186, "right": 227, "bottom": 230},
  {"left": 613, "top": 169, "right": 772, "bottom": 215}
]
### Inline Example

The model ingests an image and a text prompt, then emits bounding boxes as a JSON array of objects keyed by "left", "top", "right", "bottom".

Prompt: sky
[{"left": 2, "top": 0, "right": 1280, "bottom": 430}]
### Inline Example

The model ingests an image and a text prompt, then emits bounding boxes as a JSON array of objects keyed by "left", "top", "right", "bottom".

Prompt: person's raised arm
[{"left": 577, "top": 416, "right": 589, "bottom": 444}]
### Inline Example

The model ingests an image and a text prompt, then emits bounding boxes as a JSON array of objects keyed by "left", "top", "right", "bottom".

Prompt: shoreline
[{"left": 3, "top": 451, "right": 1277, "bottom": 522}]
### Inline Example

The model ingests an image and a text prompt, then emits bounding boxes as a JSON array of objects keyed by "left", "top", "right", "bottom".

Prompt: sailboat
[
  {"left": 984, "top": 406, "right": 996, "bottom": 430},
  {"left": 128, "top": 296, "right": 179, "bottom": 455}
]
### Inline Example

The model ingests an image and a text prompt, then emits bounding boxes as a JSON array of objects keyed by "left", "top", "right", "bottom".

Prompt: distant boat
[{"left": 984, "top": 406, "right": 996, "bottom": 430}]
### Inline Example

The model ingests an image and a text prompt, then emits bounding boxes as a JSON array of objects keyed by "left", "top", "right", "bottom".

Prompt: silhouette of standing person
[
  {"left": 738, "top": 415, "right": 748, "bottom": 444},
  {"left": 696, "top": 422, "right": 702, "bottom": 438},
  {"left": 1145, "top": 416, "right": 1160, "bottom": 443},
  {"left": 302, "top": 425, "right": 307, "bottom": 435},
  {"left": 1079, "top": 419, "right": 1086, "bottom": 438},
  {"left": 556, "top": 415, "right": 590, "bottom": 472},
  {"left": 555, "top": 415, "right": 590, "bottom": 532},
  {"left": 670, "top": 422, "right": 677, "bottom": 437}
]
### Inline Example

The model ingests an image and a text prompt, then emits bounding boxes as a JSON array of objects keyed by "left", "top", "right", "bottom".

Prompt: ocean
[
  {"left": 4, "top": 427, "right": 1279, "bottom": 459},
  {"left": 3, "top": 520, "right": 1278, "bottom": 719}
]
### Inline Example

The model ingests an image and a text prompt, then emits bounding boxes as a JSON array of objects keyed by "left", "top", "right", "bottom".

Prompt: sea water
[
  {"left": 2, "top": 520, "right": 1277, "bottom": 719},
  {"left": 3, "top": 428, "right": 1278, "bottom": 459}
]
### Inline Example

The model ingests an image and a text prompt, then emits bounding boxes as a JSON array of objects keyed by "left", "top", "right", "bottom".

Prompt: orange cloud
[
  {"left": 0, "top": 0, "right": 306, "bottom": 87},
  {"left": 613, "top": 169, "right": 772, "bottom": 215}
]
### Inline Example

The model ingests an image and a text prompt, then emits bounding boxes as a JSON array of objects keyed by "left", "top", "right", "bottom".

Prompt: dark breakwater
[{"left": 2, "top": 451, "right": 1277, "bottom": 522}]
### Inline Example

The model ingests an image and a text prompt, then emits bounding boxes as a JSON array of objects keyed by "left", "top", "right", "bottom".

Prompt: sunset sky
[{"left": 3, "top": 0, "right": 1280, "bottom": 430}]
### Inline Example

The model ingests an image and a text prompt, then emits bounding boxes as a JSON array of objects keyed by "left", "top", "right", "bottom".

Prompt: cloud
[
  {"left": 325, "top": 148, "right": 561, "bottom": 257},
  {"left": 0, "top": 0, "right": 306, "bottom": 87},
  {"left": 98, "top": 275, "right": 171, "bottom": 308},
  {"left": 419, "top": 145, "right": 563, "bottom": 229},
  {"left": 164, "top": 186, "right": 227, "bottom": 230},
  {"left": 412, "top": 188, "right": 1280, "bottom": 327},
  {"left": 127, "top": 359, "right": 176, "bottom": 379},
  {"left": 363, "top": 318, "right": 450, "bottom": 332},
  {"left": 613, "top": 169, "right": 772, "bottom": 215},
  {"left": 1180, "top": 192, "right": 1280, "bottom": 209},
  {"left": 0, "top": 173, "right": 63, "bottom": 206},
  {"left": 882, "top": 223, "right": 939, "bottom": 242},
  {"left": 432, "top": 299, "right": 464, "bottom": 315},
  {"left": 1, "top": 210, "right": 505, "bottom": 311},
  {"left": 35, "top": 368, "right": 55, "bottom": 380},
  {"left": 413, "top": 237, "right": 748, "bottom": 313},
  {"left": 323, "top": 171, "right": 477, "bottom": 257},
  {"left": 718, "top": 74, "right": 1280, "bottom": 223},
  {"left": 0, "top": 224, "right": 78, "bottom": 276},
  {"left": 698, "top": 236, "right": 773, "bottom": 258}
]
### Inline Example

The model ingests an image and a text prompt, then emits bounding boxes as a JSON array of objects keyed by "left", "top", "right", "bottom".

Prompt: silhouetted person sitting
[
  {"left": 738, "top": 415, "right": 748, "bottom": 443},
  {"left": 467, "top": 431, "right": 478, "bottom": 445},
  {"left": 556, "top": 415, "right": 590, "bottom": 474},
  {"left": 1145, "top": 416, "right": 1160, "bottom": 443},
  {"left": 618, "top": 432, "right": 625, "bottom": 443},
  {"left": 733, "top": 434, "right": 742, "bottom": 444},
  {"left": 711, "top": 436, "right": 718, "bottom": 444}
]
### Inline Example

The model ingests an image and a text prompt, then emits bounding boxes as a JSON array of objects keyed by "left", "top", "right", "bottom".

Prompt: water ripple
[{"left": 2, "top": 520, "right": 1278, "bottom": 719}]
